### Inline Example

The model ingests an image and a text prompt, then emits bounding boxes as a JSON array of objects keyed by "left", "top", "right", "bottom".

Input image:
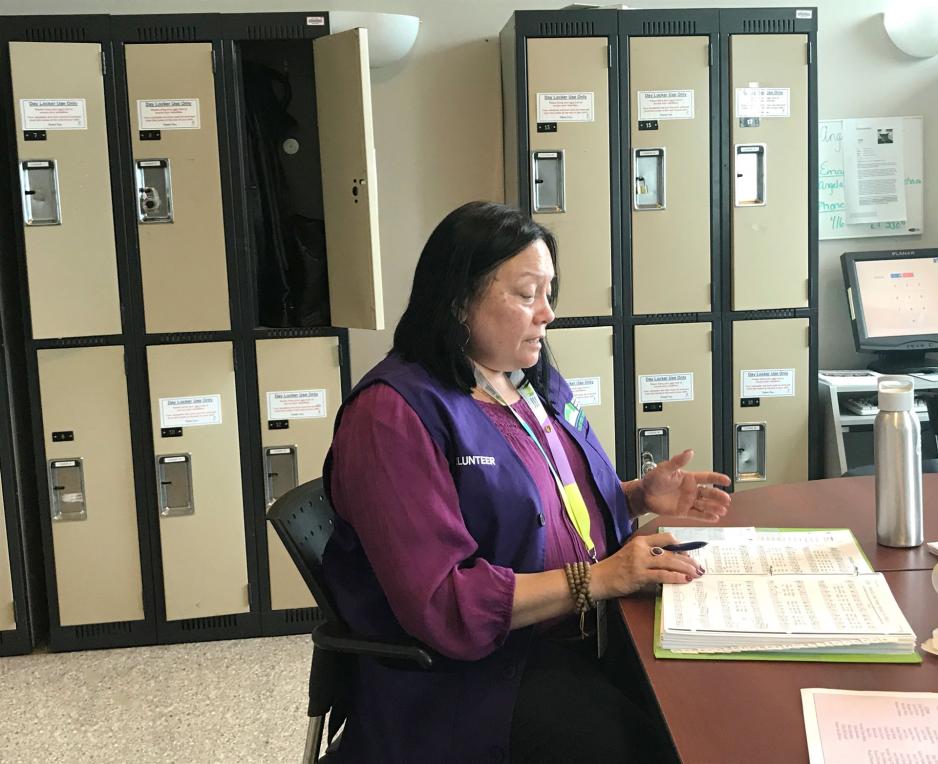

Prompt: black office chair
[
  {"left": 267, "top": 478, "right": 435, "bottom": 762},
  {"left": 843, "top": 389, "right": 938, "bottom": 476}
]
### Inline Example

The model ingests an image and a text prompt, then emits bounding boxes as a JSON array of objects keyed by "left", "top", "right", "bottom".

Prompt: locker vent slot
[
  {"left": 641, "top": 20, "right": 697, "bottom": 36},
  {"left": 178, "top": 615, "right": 238, "bottom": 631},
  {"left": 537, "top": 20, "right": 595, "bottom": 37},
  {"left": 260, "top": 327, "right": 337, "bottom": 339},
  {"left": 134, "top": 25, "right": 199, "bottom": 42},
  {"left": 734, "top": 308, "right": 798, "bottom": 320},
  {"left": 24, "top": 26, "right": 89, "bottom": 42},
  {"left": 153, "top": 332, "right": 225, "bottom": 344},
  {"left": 35, "top": 336, "right": 114, "bottom": 349},
  {"left": 281, "top": 607, "right": 320, "bottom": 625},
  {"left": 741, "top": 19, "right": 795, "bottom": 34},
  {"left": 549, "top": 316, "right": 615, "bottom": 329},
  {"left": 72, "top": 621, "right": 135, "bottom": 640},
  {"left": 638, "top": 312, "right": 699, "bottom": 324},
  {"left": 246, "top": 24, "right": 307, "bottom": 40}
]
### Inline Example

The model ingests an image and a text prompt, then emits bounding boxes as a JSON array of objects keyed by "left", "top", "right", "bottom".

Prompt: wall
[{"left": 8, "top": 0, "right": 938, "bottom": 377}]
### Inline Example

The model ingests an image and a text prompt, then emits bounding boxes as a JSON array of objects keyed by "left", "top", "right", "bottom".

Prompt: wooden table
[{"left": 618, "top": 476, "right": 938, "bottom": 763}]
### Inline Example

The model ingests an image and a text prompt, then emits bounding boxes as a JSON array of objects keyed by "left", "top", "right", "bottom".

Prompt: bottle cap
[{"left": 878, "top": 375, "right": 915, "bottom": 411}]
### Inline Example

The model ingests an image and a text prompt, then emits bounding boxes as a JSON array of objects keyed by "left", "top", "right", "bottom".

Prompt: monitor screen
[{"left": 842, "top": 248, "right": 938, "bottom": 357}]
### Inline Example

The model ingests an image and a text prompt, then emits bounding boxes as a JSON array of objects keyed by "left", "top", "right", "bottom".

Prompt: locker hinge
[
  {"left": 805, "top": 278, "right": 810, "bottom": 301},
  {"left": 100, "top": 50, "right": 107, "bottom": 76},
  {"left": 611, "top": 334, "right": 615, "bottom": 356},
  {"left": 606, "top": 43, "right": 612, "bottom": 69},
  {"left": 245, "top": 582, "right": 251, "bottom": 605},
  {"left": 336, "top": 342, "right": 344, "bottom": 368},
  {"left": 807, "top": 41, "right": 813, "bottom": 65},
  {"left": 211, "top": 49, "right": 217, "bottom": 74},
  {"left": 708, "top": 41, "right": 714, "bottom": 67},
  {"left": 232, "top": 351, "right": 238, "bottom": 373},
  {"left": 806, "top": 325, "right": 811, "bottom": 347},
  {"left": 708, "top": 329, "right": 713, "bottom": 353}
]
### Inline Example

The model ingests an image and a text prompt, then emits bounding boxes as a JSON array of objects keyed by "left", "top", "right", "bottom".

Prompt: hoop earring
[{"left": 460, "top": 322, "right": 471, "bottom": 352}]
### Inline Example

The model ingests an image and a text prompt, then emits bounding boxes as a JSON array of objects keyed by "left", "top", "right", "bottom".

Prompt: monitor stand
[{"left": 868, "top": 351, "right": 938, "bottom": 376}]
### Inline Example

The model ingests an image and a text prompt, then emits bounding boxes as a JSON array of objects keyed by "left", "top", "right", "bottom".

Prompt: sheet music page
[
  {"left": 662, "top": 573, "right": 911, "bottom": 637},
  {"left": 686, "top": 530, "right": 872, "bottom": 576},
  {"left": 802, "top": 689, "right": 938, "bottom": 764}
]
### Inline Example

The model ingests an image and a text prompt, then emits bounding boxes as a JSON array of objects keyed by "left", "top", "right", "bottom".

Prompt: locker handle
[
  {"left": 135, "top": 159, "right": 174, "bottom": 223},
  {"left": 48, "top": 458, "right": 87, "bottom": 522},
  {"left": 735, "top": 423, "right": 767, "bottom": 482},
  {"left": 157, "top": 454, "right": 194, "bottom": 517},
  {"left": 633, "top": 148, "right": 666, "bottom": 211},
  {"left": 20, "top": 160, "right": 62, "bottom": 226},
  {"left": 531, "top": 150, "right": 565, "bottom": 213},
  {"left": 735, "top": 144, "right": 767, "bottom": 207},
  {"left": 264, "top": 446, "right": 299, "bottom": 509}
]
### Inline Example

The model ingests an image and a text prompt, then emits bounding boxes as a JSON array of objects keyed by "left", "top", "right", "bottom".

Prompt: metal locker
[
  {"left": 37, "top": 346, "right": 144, "bottom": 626},
  {"left": 125, "top": 43, "right": 231, "bottom": 334},
  {"left": 314, "top": 29, "right": 385, "bottom": 331},
  {"left": 257, "top": 337, "right": 342, "bottom": 611},
  {"left": 730, "top": 34, "right": 809, "bottom": 310},
  {"left": 629, "top": 36, "right": 712, "bottom": 315},
  {"left": 0, "top": 472, "right": 14, "bottom": 633},
  {"left": 9, "top": 42, "right": 122, "bottom": 339},
  {"left": 732, "top": 318, "right": 809, "bottom": 490},
  {"left": 634, "top": 323, "right": 713, "bottom": 475},
  {"left": 547, "top": 326, "right": 617, "bottom": 460},
  {"left": 527, "top": 36, "right": 612, "bottom": 318},
  {"left": 147, "top": 342, "right": 248, "bottom": 621}
]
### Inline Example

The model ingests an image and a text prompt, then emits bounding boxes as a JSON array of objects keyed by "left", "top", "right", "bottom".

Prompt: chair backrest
[{"left": 267, "top": 477, "right": 344, "bottom": 626}]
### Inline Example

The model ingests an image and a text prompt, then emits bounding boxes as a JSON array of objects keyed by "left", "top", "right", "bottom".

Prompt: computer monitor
[{"left": 842, "top": 248, "right": 938, "bottom": 374}]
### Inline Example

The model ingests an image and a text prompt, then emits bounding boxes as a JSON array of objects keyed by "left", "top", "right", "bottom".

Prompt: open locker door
[{"left": 314, "top": 28, "right": 384, "bottom": 331}]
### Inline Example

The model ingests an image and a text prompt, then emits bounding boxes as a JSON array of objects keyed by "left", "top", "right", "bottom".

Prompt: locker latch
[
  {"left": 735, "top": 423, "right": 767, "bottom": 482},
  {"left": 135, "top": 159, "right": 174, "bottom": 223},
  {"left": 156, "top": 454, "right": 194, "bottom": 516},
  {"left": 48, "top": 458, "right": 87, "bottom": 522},
  {"left": 637, "top": 427, "right": 669, "bottom": 477},
  {"left": 735, "top": 144, "right": 767, "bottom": 207},
  {"left": 633, "top": 148, "right": 666, "bottom": 210},
  {"left": 531, "top": 150, "right": 565, "bottom": 213},
  {"left": 264, "top": 446, "right": 299, "bottom": 509},
  {"left": 19, "top": 160, "right": 61, "bottom": 226}
]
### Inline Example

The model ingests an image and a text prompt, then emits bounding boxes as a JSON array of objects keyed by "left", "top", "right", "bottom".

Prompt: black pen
[{"left": 661, "top": 541, "right": 708, "bottom": 553}]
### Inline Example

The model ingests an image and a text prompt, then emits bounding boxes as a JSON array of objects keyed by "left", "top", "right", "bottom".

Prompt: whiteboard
[{"left": 818, "top": 116, "right": 923, "bottom": 240}]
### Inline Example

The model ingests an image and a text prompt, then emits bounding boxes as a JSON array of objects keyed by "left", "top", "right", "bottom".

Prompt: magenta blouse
[{"left": 328, "top": 382, "right": 613, "bottom": 660}]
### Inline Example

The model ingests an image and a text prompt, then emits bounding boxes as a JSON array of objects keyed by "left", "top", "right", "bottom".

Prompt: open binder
[{"left": 653, "top": 528, "right": 921, "bottom": 664}]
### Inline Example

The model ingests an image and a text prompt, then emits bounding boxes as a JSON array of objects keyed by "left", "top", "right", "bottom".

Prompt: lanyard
[{"left": 473, "top": 366, "right": 597, "bottom": 561}]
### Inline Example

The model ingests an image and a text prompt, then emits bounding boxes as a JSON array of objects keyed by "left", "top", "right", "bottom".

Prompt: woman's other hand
[
  {"left": 639, "top": 449, "right": 731, "bottom": 522},
  {"left": 592, "top": 532, "right": 704, "bottom": 599}
]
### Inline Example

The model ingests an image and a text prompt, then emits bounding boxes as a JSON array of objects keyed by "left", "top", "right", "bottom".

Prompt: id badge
[{"left": 596, "top": 599, "right": 608, "bottom": 659}]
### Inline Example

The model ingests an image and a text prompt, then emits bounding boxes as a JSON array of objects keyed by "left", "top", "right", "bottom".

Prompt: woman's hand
[
  {"left": 632, "top": 449, "right": 731, "bottom": 522},
  {"left": 591, "top": 532, "right": 705, "bottom": 599}
]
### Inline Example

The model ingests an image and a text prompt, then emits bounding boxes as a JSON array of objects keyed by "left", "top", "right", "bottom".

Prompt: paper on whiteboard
[{"left": 842, "top": 118, "right": 906, "bottom": 224}]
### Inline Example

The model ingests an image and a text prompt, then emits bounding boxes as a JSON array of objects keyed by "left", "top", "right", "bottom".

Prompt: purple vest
[{"left": 322, "top": 354, "right": 633, "bottom": 763}]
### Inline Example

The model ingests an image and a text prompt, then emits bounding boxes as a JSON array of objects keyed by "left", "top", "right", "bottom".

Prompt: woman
[{"left": 323, "top": 201, "right": 731, "bottom": 763}]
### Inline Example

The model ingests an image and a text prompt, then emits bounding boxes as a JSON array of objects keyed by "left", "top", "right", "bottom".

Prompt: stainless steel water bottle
[{"left": 874, "top": 376, "right": 923, "bottom": 547}]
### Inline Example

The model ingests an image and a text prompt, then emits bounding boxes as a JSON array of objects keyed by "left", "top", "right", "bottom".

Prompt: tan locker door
[
  {"left": 147, "top": 342, "right": 248, "bottom": 620},
  {"left": 527, "top": 37, "right": 611, "bottom": 318},
  {"left": 10, "top": 42, "right": 122, "bottom": 339},
  {"left": 126, "top": 43, "right": 230, "bottom": 334},
  {"left": 730, "top": 35, "right": 809, "bottom": 311},
  {"left": 314, "top": 29, "right": 385, "bottom": 331},
  {"left": 548, "top": 327, "right": 617, "bottom": 459},
  {"left": 634, "top": 323, "right": 713, "bottom": 474},
  {"left": 38, "top": 346, "right": 144, "bottom": 626},
  {"left": 0, "top": 473, "right": 14, "bottom": 631},
  {"left": 257, "top": 337, "right": 341, "bottom": 610},
  {"left": 733, "top": 318, "right": 809, "bottom": 490},
  {"left": 630, "top": 37, "right": 711, "bottom": 315}
]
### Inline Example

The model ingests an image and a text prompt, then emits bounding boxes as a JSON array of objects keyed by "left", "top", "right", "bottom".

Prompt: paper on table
[
  {"left": 801, "top": 688, "right": 938, "bottom": 764},
  {"left": 658, "top": 526, "right": 757, "bottom": 543},
  {"left": 661, "top": 573, "right": 915, "bottom": 653}
]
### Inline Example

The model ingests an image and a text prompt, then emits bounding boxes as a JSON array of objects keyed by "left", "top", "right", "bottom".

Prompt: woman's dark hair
[{"left": 393, "top": 201, "right": 559, "bottom": 396}]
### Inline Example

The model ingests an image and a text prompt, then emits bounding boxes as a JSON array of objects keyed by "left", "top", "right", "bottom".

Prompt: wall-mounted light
[
  {"left": 329, "top": 11, "right": 420, "bottom": 68},
  {"left": 884, "top": 1, "right": 938, "bottom": 58}
]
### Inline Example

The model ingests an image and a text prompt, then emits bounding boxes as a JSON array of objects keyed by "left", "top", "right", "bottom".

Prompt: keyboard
[{"left": 842, "top": 395, "right": 930, "bottom": 416}]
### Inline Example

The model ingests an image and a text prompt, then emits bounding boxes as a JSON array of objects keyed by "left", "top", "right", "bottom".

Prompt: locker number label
[
  {"left": 741, "top": 369, "right": 796, "bottom": 398},
  {"left": 536, "top": 92, "right": 594, "bottom": 123},
  {"left": 20, "top": 99, "right": 87, "bottom": 130},
  {"left": 567, "top": 377, "right": 601, "bottom": 407},
  {"left": 267, "top": 389, "right": 327, "bottom": 420},
  {"left": 159, "top": 394, "right": 222, "bottom": 428},
  {"left": 138, "top": 99, "right": 201, "bottom": 130},
  {"left": 639, "top": 373, "right": 694, "bottom": 404},
  {"left": 637, "top": 90, "right": 695, "bottom": 121}
]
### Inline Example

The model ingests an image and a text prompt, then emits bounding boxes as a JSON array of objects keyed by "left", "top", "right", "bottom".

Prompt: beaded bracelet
[{"left": 563, "top": 560, "right": 595, "bottom": 639}]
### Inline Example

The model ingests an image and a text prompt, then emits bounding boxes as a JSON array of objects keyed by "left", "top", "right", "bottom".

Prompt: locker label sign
[
  {"left": 639, "top": 373, "right": 694, "bottom": 403},
  {"left": 159, "top": 394, "right": 222, "bottom": 428},
  {"left": 267, "top": 389, "right": 327, "bottom": 420},
  {"left": 567, "top": 377, "right": 601, "bottom": 407},
  {"left": 735, "top": 88, "right": 790, "bottom": 119},
  {"left": 536, "top": 92, "right": 594, "bottom": 123},
  {"left": 637, "top": 90, "right": 694, "bottom": 121},
  {"left": 740, "top": 369, "right": 796, "bottom": 398},
  {"left": 20, "top": 99, "right": 87, "bottom": 130},
  {"left": 137, "top": 99, "right": 201, "bottom": 130}
]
